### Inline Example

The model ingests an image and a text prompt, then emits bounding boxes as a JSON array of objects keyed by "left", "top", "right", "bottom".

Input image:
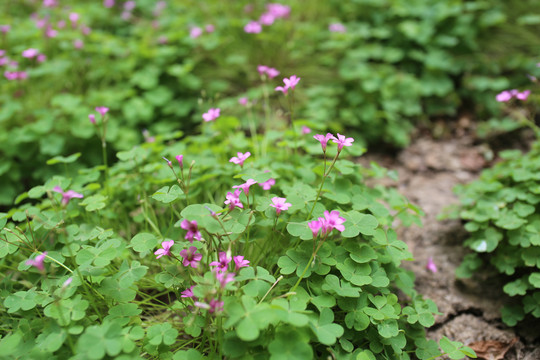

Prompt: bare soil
[{"left": 361, "top": 126, "right": 540, "bottom": 359}]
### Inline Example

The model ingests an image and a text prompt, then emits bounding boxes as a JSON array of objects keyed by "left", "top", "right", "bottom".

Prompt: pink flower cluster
[
  {"left": 229, "top": 152, "right": 251, "bottom": 167},
  {"left": 270, "top": 197, "right": 291, "bottom": 215},
  {"left": 496, "top": 89, "right": 531, "bottom": 102},
  {"left": 26, "top": 252, "right": 47, "bottom": 272},
  {"left": 53, "top": 186, "right": 84, "bottom": 206},
  {"left": 308, "top": 210, "right": 346, "bottom": 238},
  {"left": 275, "top": 75, "right": 301, "bottom": 94},
  {"left": 244, "top": 3, "right": 291, "bottom": 33},
  {"left": 190, "top": 24, "right": 215, "bottom": 39},
  {"left": 313, "top": 133, "right": 354, "bottom": 152},
  {"left": 4, "top": 71, "right": 27, "bottom": 81},
  {"left": 329, "top": 23, "right": 346, "bottom": 33},
  {"left": 180, "top": 220, "right": 202, "bottom": 242},
  {"left": 89, "top": 106, "right": 109, "bottom": 124},
  {"left": 183, "top": 252, "right": 249, "bottom": 313},
  {"left": 31, "top": 10, "right": 91, "bottom": 40},
  {"left": 258, "top": 65, "right": 280, "bottom": 79},
  {"left": 202, "top": 108, "right": 220, "bottom": 122}
]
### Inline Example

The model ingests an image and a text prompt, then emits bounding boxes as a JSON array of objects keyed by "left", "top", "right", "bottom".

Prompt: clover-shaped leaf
[
  {"left": 268, "top": 327, "right": 313, "bottom": 360},
  {"left": 152, "top": 185, "right": 183, "bottom": 204},
  {"left": 341, "top": 211, "right": 378, "bottom": 237},
  {"left": 129, "top": 232, "right": 159, "bottom": 254},
  {"left": 309, "top": 308, "right": 344, "bottom": 345},
  {"left": 80, "top": 194, "right": 107, "bottom": 212}
]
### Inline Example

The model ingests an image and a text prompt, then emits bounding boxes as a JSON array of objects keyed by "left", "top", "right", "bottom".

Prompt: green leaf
[
  {"left": 46, "top": 152, "right": 81, "bottom": 165},
  {"left": 130, "top": 233, "right": 159, "bottom": 254},
  {"left": 529, "top": 273, "right": 540, "bottom": 288},
  {"left": 116, "top": 260, "right": 148, "bottom": 288},
  {"left": 147, "top": 323, "right": 178, "bottom": 346},
  {"left": 341, "top": 211, "right": 379, "bottom": 237},
  {"left": 377, "top": 319, "right": 399, "bottom": 338},
  {"left": 268, "top": 327, "right": 313, "bottom": 360},
  {"left": 286, "top": 222, "right": 314, "bottom": 240},
  {"left": 152, "top": 185, "right": 183, "bottom": 204},
  {"left": 80, "top": 194, "right": 107, "bottom": 212}
]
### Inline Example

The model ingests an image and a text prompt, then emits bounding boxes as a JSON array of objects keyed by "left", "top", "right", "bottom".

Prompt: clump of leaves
[{"left": 455, "top": 143, "right": 540, "bottom": 326}]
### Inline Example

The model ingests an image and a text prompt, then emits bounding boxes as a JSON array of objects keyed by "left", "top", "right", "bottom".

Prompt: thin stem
[
  {"left": 259, "top": 275, "right": 283, "bottom": 304},
  {"left": 307, "top": 151, "right": 340, "bottom": 220}
]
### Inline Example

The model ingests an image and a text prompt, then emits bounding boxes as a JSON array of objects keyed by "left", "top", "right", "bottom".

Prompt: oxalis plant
[
  {"left": 453, "top": 86, "right": 540, "bottom": 327},
  {"left": 0, "top": 73, "right": 475, "bottom": 359}
]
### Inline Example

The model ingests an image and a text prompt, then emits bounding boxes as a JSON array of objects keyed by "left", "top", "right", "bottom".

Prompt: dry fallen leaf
[{"left": 468, "top": 337, "right": 518, "bottom": 360}]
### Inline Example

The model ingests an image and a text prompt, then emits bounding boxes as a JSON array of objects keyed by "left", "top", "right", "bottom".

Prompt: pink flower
[
  {"left": 69, "top": 13, "right": 80, "bottom": 24},
  {"left": 229, "top": 152, "right": 251, "bottom": 167},
  {"left": 216, "top": 271, "right": 235, "bottom": 288},
  {"left": 52, "top": 186, "right": 84, "bottom": 206},
  {"left": 266, "top": 67, "right": 280, "bottom": 79},
  {"left": 270, "top": 197, "right": 291, "bottom": 215},
  {"left": 62, "top": 277, "right": 73, "bottom": 288},
  {"left": 180, "top": 220, "right": 202, "bottom": 243},
  {"left": 95, "top": 106, "right": 109, "bottom": 117},
  {"left": 275, "top": 75, "right": 301, "bottom": 94},
  {"left": 26, "top": 252, "right": 47, "bottom": 272},
  {"left": 232, "top": 179, "right": 257, "bottom": 196},
  {"left": 238, "top": 97, "right": 249, "bottom": 106},
  {"left": 104, "top": 0, "right": 115, "bottom": 8},
  {"left": 202, "top": 108, "right": 220, "bottom": 122},
  {"left": 82, "top": 26, "right": 91, "bottom": 36},
  {"left": 283, "top": 75, "right": 300, "bottom": 90},
  {"left": 209, "top": 299, "right": 224, "bottom": 313},
  {"left": 516, "top": 90, "right": 531, "bottom": 101},
  {"left": 0, "top": 25, "right": 10, "bottom": 33},
  {"left": 190, "top": 26, "right": 203, "bottom": 39},
  {"left": 257, "top": 65, "right": 269, "bottom": 75},
  {"left": 313, "top": 133, "right": 336, "bottom": 152},
  {"left": 496, "top": 91, "right": 512, "bottom": 102},
  {"left": 244, "top": 21, "right": 262, "bottom": 34},
  {"left": 37, "top": 54, "right": 46, "bottom": 63},
  {"left": 4, "top": 71, "right": 17, "bottom": 81},
  {"left": 224, "top": 189, "right": 244, "bottom": 210},
  {"left": 176, "top": 155, "right": 183, "bottom": 168},
  {"left": 205, "top": 24, "right": 215, "bottom": 33},
  {"left": 43, "top": 0, "right": 58, "bottom": 7},
  {"left": 195, "top": 299, "right": 224, "bottom": 313},
  {"left": 181, "top": 285, "right": 195, "bottom": 298},
  {"left": 22, "top": 48, "right": 39, "bottom": 58},
  {"left": 45, "top": 26, "right": 58, "bottom": 38},
  {"left": 73, "top": 39, "right": 84, "bottom": 49},
  {"left": 426, "top": 257, "right": 438, "bottom": 273},
  {"left": 329, "top": 23, "right": 346, "bottom": 33},
  {"left": 89, "top": 114, "right": 96, "bottom": 124},
  {"left": 233, "top": 255, "right": 250, "bottom": 270},
  {"left": 210, "top": 252, "right": 232, "bottom": 272},
  {"left": 266, "top": 3, "right": 290, "bottom": 18},
  {"left": 17, "top": 71, "right": 28, "bottom": 80},
  {"left": 259, "top": 13, "right": 275, "bottom": 26},
  {"left": 259, "top": 178, "right": 275, "bottom": 190},
  {"left": 301, "top": 126, "right": 311, "bottom": 134},
  {"left": 308, "top": 220, "right": 322, "bottom": 238},
  {"left": 57, "top": 20, "right": 66, "bottom": 29},
  {"left": 124, "top": 1, "right": 136, "bottom": 11},
  {"left": 332, "top": 133, "right": 354, "bottom": 151},
  {"left": 320, "top": 210, "right": 346, "bottom": 234},
  {"left": 180, "top": 246, "right": 203, "bottom": 268},
  {"left": 162, "top": 156, "right": 172, "bottom": 167},
  {"left": 154, "top": 240, "right": 174, "bottom": 259}
]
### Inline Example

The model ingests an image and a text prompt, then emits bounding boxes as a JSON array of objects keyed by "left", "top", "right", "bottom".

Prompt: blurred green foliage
[{"left": 1, "top": 0, "right": 539, "bottom": 206}]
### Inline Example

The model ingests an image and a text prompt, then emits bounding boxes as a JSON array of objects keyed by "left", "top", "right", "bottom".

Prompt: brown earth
[{"left": 361, "top": 125, "right": 540, "bottom": 360}]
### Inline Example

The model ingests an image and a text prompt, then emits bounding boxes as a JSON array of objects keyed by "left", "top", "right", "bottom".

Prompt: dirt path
[{"left": 362, "top": 133, "right": 540, "bottom": 360}]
